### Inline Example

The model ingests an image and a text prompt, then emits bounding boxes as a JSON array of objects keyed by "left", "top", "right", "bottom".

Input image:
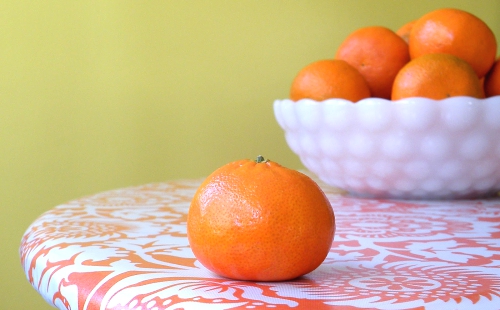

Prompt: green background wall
[{"left": 2, "top": 1, "right": 499, "bottom": 309}]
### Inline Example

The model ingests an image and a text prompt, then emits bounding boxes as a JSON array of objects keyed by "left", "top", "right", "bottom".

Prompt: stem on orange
[{"left": 256, "top": 155, "right": 267, "bottom": 163}]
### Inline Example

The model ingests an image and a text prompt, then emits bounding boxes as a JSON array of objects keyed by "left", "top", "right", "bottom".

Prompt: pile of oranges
[{"left": 290, "top": 8, "right": 500, "bottom": 102}]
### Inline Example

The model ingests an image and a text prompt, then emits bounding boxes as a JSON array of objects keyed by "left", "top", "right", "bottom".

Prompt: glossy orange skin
[
  {"left": 290, "top": 59, "right": 370, "bottom": 102},
  {"left": 335, "top": 26, "right": 410, "bottom": 99},
  {"left": 392, "top": 53, "right": 483, "bottom": 100},
  {"left": 396, "top": 20, "right": 416, "bottom": 43},
  {"left": 485, "top": 58, "right": 500, "bottom": 97},
  {"left": 187, "top": 158, "right": 335, "bottom": 281},
  {"left": 409, "top": 8, "right": 497, "bottom": 78}
]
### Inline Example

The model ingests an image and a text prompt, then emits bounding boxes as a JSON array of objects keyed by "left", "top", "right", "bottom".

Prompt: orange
[
  {"left": 335, "top": 26, "right": 410, "bottom": 99},
  {"left": 479, "top": 77, "right": 486, "bottom": 98},
  {"left": 484, "top": 57, "right": 500, "bottom": 97},
  {"left": 396, "top": 20, "right": 416, "bottom": 43},
  {"left": 392, "top": 53, "right": 483, "bottom": 100},
  {"left": 409, "top": 8, "right": 497, "bottom": 78},
  {"left": 187, "top": 155, "right": 335, "bottom": 281},
  {"left": 289, "top": 59, "right": 370, "bottom": 102}
]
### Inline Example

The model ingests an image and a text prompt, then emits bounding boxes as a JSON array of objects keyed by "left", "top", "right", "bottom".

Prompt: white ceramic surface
[{"left": 274, "top": 96, "right": 500, "bottom": 200}]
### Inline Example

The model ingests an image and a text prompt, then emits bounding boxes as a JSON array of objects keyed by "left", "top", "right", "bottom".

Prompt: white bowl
[{"left": 274, "top": 96, "right": 500, "bottom": 200}]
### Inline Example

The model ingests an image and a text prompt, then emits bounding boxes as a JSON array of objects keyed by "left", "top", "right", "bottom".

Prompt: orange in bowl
[
  {"left": 335, "top": 26, "right": 410, "bottom": 99},
  {"left": 409, "top": 8, "right": 497, "bottom": 78},
  {"left": 485, "top": 58, "right": 500, "bottom": 97},
  {"left": 392, "top": 53, "right": 484, "bottom": 100},
  {"left": 290, "top": 59, "right": 370, "bottom": 102}
]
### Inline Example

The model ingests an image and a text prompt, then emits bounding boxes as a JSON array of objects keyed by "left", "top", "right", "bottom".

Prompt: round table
[{"left": 20, "top": 178, "right": 500, "bottom": 310}]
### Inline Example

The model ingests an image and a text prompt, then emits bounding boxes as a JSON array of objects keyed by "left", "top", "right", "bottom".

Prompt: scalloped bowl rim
[{"left": 275, "top": 95, "right": 500, "bottom": 105}]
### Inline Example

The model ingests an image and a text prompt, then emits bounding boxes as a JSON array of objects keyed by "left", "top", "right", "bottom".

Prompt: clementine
[
  {"left": 335, "top": 26, "right": 410, "bottom": 99},
  {"left": 479, "top": 77, "right": 486, "bottom": 99},
  {"left": 392, "top": 53, "right": 483, "bottom": 100},
  {"left": 409, "top": 8, "right": 497, "bottom": 78},
  {"left": 187, "top": 156, "right": 335, "bottom": 281},
  {"left": 484, "top": 57, "right": 500, "bottom": 97},
  {"left": 396, "top": 20, "right": 416, "bottom": 43},
  {"left": 289, "top": 59, "right": 370, "bottom": 102}
]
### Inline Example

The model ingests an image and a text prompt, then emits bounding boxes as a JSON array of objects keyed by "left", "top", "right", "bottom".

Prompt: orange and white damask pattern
[{"left": 20, "top": 179, "right": 500, "bottom": 309}]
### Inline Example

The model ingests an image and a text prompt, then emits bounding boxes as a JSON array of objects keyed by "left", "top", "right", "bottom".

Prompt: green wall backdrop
[{"left": 1, "top": 1, "right": 499, "bottom": 309}]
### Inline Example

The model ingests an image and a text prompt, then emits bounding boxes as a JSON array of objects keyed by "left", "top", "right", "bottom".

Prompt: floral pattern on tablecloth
[{"left": 20, "top": 178, "right": 500, "bottom": 310}]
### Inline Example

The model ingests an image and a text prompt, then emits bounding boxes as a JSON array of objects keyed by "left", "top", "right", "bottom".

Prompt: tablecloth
[{"left": 20, "top": 178, "right": 500, "bottom": 309}]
